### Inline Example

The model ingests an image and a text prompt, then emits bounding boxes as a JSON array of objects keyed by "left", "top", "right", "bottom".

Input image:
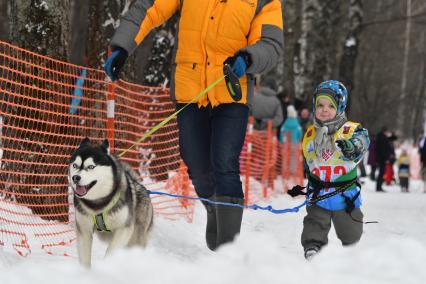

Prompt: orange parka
[{"left": 111, "top": 0, "right": 283, "bottom": 107}]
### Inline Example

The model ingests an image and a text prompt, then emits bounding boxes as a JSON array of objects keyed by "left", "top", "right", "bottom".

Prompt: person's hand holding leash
[
  {"left": 224, "top": 52, "right": 250, "bottom": 78},
  {"left": 223, "top": 52, "right": 250, "bottom": 101}
]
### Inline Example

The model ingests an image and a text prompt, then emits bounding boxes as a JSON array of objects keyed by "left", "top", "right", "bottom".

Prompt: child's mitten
[{"left": 336, "top": 139, "right": 356, "bottom": 159}]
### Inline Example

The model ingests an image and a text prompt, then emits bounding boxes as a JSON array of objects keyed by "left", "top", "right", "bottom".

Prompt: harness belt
[
  {"left": 307, "top": 174, "right": 360, "bottom": 206},
  {"left": 93, "top": 213, "right": 111, "bottom": 232},
  {"left": 92, "top": 191, "right": 121, "bottom": 232},
  {"left": 301, "top": 172, "right": 378, "bottom": 224}
]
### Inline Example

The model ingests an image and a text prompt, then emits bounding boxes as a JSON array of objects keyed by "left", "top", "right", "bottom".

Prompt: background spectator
[
  {"left": 299, "top": 107, "right": 312, "bottom": 134},
  {"left": 397, "top": 149, "right": 410, "bottom": 193},
  {"left": 252, "top": 78, "right": 283, "bottom": 131},
  {"left": 420, "top": 138, "right": 426, "bottom": 193},
  {"left": 367, "top": 136, "right": 377, "bottom": 180},
  {"left": 375, "top": 126, "right": 394, "bottom": 192},
  {"left": 279, "top": 105, "right": 302, "bottom": 144}
]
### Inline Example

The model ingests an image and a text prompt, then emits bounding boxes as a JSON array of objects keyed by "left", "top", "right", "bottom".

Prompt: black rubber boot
[
  {"left": 215, "top": 196, "right": 244, "bottom": 249},
  {"left": 201, "top": 198, "right": 217, "bottom": 251}
]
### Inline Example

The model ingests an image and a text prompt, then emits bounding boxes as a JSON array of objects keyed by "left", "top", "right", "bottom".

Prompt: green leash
[{"left": 118, "top": 75, "right": 226, "bottom": 158}]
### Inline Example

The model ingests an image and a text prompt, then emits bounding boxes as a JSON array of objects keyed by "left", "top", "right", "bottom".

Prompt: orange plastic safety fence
[
  {"left": 0, "top": 41, "right": 304, "bottom": 258},
  {"left": 240, "top": 120, "right": 305, "bottom": 204},
  {"left": 0, "top": 40, "right": 194, "bottom": 257}
]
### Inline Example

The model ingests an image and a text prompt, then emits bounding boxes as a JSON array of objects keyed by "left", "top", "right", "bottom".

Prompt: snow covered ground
[{"left": 1, "top": 178, "right": 426, "bottom": 284}]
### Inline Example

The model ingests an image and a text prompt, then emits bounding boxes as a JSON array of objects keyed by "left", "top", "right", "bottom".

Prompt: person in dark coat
[
  {"left": 420, "top": 139, "right": 426, "bottom": 193},
  {"left": 367, "top": 136, "right": 377, "bottom": 180},
  {"left": 375, "top": 127, "right": 394, "bottom": 192},
  {"left": 299, "top": 107, "right": 313, "bottom": 134}
]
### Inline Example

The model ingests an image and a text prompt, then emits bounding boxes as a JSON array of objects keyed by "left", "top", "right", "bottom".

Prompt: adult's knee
[{"left": 187, "top": 168, "right": 213, "bottom": 198}]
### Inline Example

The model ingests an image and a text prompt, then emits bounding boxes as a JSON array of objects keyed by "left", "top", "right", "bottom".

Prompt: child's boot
[{"left": 304, "top": 246, "right": 320, "bottom": 260}]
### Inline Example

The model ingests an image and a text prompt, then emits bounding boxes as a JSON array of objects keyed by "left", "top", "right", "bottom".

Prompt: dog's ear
[
  {"left": 79, "top": 137, "right": 91, "bottom": 148},
  {"left": 101, "top": 139, "right": 110, "bottom": 154}
]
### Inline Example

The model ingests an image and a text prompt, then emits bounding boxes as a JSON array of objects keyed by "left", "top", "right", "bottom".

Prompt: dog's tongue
[{"left": 75, "top": 185, "right": 88, "bottom": 196}]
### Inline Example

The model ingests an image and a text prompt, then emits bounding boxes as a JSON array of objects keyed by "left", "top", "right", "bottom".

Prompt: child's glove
[
  {"left": 336, "top": 139, "right": 356, "bottom": 158},
  {"left": 104, "top": 46, "right": 128, "bottom": 81},
  {"left": 287, "top": 185, "right": 306, "bottom": 197}
]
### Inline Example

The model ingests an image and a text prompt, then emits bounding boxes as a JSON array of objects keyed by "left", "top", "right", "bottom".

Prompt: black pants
[
  {"left": 399, "top": 177, "right": 409, "bottom": 191},
  {"left": 370, "top": 165, "right": 377, "bottom": 180},
  {"left": 177, "top": 103, "right": 249, "bottom": 198},
  {"left": 376, "top": 162, "right": 386, "bottom": 191}
]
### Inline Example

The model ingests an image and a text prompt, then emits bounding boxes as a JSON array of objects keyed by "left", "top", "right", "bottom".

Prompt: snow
[
  {"left": 1, "top": 179, "right": 426, "bottom": 284},
  {"left": 345, "top": 37, "right": 357, "bottom": 47}
]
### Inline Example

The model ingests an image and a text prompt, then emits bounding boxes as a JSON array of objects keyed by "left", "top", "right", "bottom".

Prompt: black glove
[
  {"left": 287, "top": 185, "right": 306, "bottom": 197},
  {"left": 336, "top": 139, "right": 356, "bottom": 159},
  {"left": 104, "top": 46, "right": 128, "bottom": 81}
]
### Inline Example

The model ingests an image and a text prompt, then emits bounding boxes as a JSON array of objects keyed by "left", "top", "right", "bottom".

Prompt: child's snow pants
[{"left": 301, "top": 204, "right": 363, "bottom": 250}]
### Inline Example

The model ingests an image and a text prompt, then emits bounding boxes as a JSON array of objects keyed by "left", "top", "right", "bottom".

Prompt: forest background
[{"left": 1, "top": 0, "right": 425, "bottom": 140}]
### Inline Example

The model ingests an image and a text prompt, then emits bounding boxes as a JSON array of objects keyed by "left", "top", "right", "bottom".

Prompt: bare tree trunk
[
  {"left": 69, "top": 0, "right": 90, "bottom": 65},
  {"left": 8, "top": 0, "right": 21, "bottom": 45},
  {"left": 410, "top": 31, "right": 426, "bottom": 140},
  {"left": 339, "top": 0, "right": 363, "bottom": 94},
  {"left": 140, "top": 16, "right": 177, "bottom": 87},
  {"left": 294, "top": 0, "right": 315, "bottom": 102},
  {"left": 85, "top": 0, "right": 156, "bottom": 83},
  {"left": 0, "top": 0, "right": 9, "bottom": 41},
  {"left": 294, "top": 0, "right": 343, "bottom": 103},
  {"left": 397, "top": 0, "right": 412, "bottom": 135},
  {"left": 282, "top": 0, "right": 302, "bottom": 101},
  {"left": 132, "top": 33, "right": 155, "bottom": 84},
  {"left": 87, "top": 0, "right": 128, "bottom": 70},
  {"left": 262, "top": 1, "right": 285, "bottom": 93},
  {"left": 8, "top": 0, "right": 70, "bottom": 59}
]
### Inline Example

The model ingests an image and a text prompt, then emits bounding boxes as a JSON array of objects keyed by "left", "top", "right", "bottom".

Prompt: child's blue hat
[{"left": 313, "top": 80, "right": 348, "bottom": 115}]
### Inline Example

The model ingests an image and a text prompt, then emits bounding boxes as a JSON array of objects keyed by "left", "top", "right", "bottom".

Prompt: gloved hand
[
  {"left": 104, "top": 46, "right": 128, "bottom": 81},
  {"left": 287, "top": 185, "right": 306, "bottom": 197},
  {"left": 224, "top": 52, "right": 249, "bottom": 78},
  {"left": 336, "top": 139, "right": 355, "bottom": 158}
]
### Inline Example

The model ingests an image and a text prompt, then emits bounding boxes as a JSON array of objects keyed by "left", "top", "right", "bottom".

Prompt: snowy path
[{"left": 1, "top": 179, "right": 426, "bottom": 284}]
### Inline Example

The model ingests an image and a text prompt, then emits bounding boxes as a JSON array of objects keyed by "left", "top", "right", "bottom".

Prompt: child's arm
[{"left": 336, "top": 125, "right": 370, "bottom": 163}]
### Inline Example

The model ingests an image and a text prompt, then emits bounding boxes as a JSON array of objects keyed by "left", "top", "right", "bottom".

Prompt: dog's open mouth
[{"left": 74, "top": 181, "right": 97, "bottom": 197}]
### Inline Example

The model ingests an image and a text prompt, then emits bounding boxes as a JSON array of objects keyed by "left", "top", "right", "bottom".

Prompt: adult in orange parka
[{"left": 105, "top": 0, "right": 284, "bottom": 251}]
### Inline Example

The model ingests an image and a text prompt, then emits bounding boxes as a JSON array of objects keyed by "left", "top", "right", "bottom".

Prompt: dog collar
[{"left": 92, "top": 192, "right": 121, "bottom": 232}]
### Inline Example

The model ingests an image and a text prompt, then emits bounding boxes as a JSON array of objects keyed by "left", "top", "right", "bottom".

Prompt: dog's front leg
[
  {"left": 77, "top": 231, "right": 93, "bottom": 268},
  {"left": 105, "top": 225, "right": 134, "bottom": 257}
]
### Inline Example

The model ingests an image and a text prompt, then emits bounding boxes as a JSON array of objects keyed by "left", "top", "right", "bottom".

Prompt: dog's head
[{"left": 69, "top": 138, "right": 115, "bottom": 200}]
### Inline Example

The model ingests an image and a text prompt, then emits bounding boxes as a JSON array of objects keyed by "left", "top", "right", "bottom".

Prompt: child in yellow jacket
[{"left": 397, "top": 149, "right": 410, "bottom": 192}]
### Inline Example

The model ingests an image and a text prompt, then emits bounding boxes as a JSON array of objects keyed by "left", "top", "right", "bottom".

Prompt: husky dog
[{"left": 69, "top": 138, "right": 153, "bottom": 268}]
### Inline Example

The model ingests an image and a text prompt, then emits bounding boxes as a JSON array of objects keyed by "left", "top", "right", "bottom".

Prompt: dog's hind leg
[
  {"left": 105, "top": 225, "right": 134, "bottom": 257},
  {"left": 134, "top": 204, "right": 154, "bottom": 248},
  {"left": 133, "top": 224, "right": 152, "bottom": 248}
]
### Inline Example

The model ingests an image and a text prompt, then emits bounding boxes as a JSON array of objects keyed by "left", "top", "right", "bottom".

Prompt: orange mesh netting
[{"left": 0, "top": 40, "right": 303, "bottom": 257}]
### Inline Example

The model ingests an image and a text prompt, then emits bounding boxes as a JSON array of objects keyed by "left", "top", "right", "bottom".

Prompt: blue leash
[{"left": 146, "top": 190, "right": 307, "bottom": 214}]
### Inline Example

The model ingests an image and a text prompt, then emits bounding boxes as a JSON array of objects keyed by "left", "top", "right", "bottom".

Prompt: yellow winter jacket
[{"left": 111, "top": 0, "right": 283, "bottom": 107}]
